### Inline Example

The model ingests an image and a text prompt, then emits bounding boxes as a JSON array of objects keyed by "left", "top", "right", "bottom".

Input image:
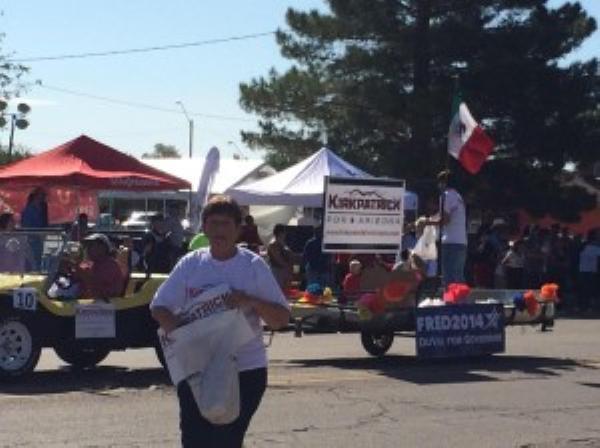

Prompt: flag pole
[{"left": 436, "top": 77, "right": 461, "bottom": 287}]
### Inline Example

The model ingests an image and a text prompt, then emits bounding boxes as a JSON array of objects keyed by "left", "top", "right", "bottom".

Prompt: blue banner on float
[{"left": 415, "top": 303, "right": 505, "bottom": 359}]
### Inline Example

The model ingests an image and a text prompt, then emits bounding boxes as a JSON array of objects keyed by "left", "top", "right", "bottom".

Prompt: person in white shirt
[
  {"left": 422, "top": 170, "right": 468, "bottom": 286},
  {"left": 150, "top": 195, "right": 290, "bottom": 448}
]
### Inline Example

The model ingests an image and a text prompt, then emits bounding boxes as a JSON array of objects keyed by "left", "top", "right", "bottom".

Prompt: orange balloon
[{"left": 540, "top": 283, "right": 559, "bottom": 302}]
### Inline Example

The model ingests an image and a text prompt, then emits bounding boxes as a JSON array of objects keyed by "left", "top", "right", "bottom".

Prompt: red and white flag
[{"left": 447, "top": 96, "right": 494, "bottom": 174}]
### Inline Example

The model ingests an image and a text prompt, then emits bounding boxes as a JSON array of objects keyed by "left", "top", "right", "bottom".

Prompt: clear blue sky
[{"left": 1, "top": 0, "right": 598, "bottom": 159}]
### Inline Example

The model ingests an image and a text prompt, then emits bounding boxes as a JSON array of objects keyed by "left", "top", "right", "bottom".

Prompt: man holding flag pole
[{"left": 421, "top": 89, "right": 495, "bottom": 286}]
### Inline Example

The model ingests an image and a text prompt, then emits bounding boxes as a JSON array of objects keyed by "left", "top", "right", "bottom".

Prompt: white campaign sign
[
  {"left": 322, "top": 177, "right": 405, "bottom": 253},
  {"left": 12, "top": 287, "right": 38, "bottom": 311},
  {"left": 75, "top": 302, "right": 116, "bottom": 338}
]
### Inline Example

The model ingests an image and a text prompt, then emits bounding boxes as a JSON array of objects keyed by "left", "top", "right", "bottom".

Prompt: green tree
[
  {"left": 142, "top": 143, "right": 181, "bottom": 159},
  {"left": 239, "top": 0, "right": 598, "bottom": 219},
  {"left": 0, "top": 144, "right": 31, "bottom": 166},
  {"left": 0, "top": 33, "right": 29, "bottom": 98}
]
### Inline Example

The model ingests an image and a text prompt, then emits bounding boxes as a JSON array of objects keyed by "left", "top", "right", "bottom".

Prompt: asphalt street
[{"left": 1, "top": 317, "right": 599, "bottom": 448}]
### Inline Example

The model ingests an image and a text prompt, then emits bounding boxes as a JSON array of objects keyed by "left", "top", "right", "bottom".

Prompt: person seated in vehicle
[{"left": 60, "top": 233, "right": 125, "bottom": 299}]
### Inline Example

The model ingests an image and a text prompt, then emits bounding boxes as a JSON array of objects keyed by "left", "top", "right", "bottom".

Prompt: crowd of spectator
[
  {"left": 467, "top": 221, "right": 600, "bottom": 312},
  {"left": 257, "top": 218, "right": 599, "bottom": 314}
]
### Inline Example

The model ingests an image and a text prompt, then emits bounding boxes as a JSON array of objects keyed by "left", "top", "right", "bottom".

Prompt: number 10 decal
[{"left": 13, "top": 287, "right": 38, "bottom": 311}]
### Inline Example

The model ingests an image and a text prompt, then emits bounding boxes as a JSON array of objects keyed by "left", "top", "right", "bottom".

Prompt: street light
[
  {"left": 176, "top": 101, "right": 195, "bottom": 220},
  {"left": 175, "top": 101, "right": 194, "bottom": 158},
  {"left": 0, "top": 100, "right": 31, "bottom": 159}
]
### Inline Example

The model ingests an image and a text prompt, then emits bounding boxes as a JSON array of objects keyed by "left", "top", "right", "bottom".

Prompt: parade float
[{"left": 285, "top": 175, "right": 557, "bottom": 358}]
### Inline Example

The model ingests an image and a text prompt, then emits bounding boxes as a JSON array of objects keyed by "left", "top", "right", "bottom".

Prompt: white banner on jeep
[{"left": 75, "top": 302, "right": 116, "bottom": 338}]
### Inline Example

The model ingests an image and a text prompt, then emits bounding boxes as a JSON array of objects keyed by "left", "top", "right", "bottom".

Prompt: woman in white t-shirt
[{"left": 151, "top": 195, "right": 290, "bottom": 448}]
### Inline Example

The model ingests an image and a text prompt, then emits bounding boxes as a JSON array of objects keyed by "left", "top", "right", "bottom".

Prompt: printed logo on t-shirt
[
  {"left": 179, "top": 284, "right": 231, "bottom": 324},
  {"left": 186, "top": 284, "right": 218, "bottom": 300}
]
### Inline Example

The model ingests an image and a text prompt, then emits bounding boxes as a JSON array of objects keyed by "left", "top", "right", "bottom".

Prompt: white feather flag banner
[{"left": 191, "top": 146, "right": 220, "bottom": 232}]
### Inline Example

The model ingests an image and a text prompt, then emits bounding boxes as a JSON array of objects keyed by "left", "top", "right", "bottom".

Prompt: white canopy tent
[{"left": 226, "top": 147, "right": 418, "bottom": 210}]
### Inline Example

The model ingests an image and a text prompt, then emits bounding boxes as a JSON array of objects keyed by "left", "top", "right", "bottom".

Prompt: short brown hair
[{"left": 201, "top": 195, "right": 242, "bottom": 225}]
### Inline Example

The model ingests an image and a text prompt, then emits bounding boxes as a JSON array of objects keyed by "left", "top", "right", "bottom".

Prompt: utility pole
[
  {"left": 176, "top": 101, "right": 194, "bottom": 219},
  {"left": 175, "top": 101, "right": 194, "bottom": 158}
]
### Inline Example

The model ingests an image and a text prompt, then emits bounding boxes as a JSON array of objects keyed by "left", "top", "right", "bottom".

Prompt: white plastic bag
[
  {"left": 158, "top": 307, "right": 255, "bottom": 424},
  {"left": 412, "top": 225, "right": 438, "bottom": 260},
  {"left": 190, "top": 336, "right": 240, "bottom": 425}
]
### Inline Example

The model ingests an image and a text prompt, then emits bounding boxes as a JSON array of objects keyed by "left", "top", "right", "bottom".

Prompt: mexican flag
[{"left": 447, "top": 95, "right": 495, "bottom": 174}]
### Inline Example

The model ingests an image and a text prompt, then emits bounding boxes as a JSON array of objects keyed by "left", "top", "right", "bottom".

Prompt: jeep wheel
[
  {"left": 360, "top": 330, "right": 394, "bottom": 357},
  {"left": 54, "top": 344, "right": 111, "bottom": 369},
  {"left": 0, "top": 317, "right": 41, "bottom": 379}
]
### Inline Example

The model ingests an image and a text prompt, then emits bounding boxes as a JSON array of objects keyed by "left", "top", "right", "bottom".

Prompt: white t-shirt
[
  {"left": 579, "top": 243, "right": 600, "bottom": 273},
  {"left": 441, "top": 188, "right": 467, "bottom": 245},
  {"left": 150, "top": 247, "right": 290, "bottom": 371}
]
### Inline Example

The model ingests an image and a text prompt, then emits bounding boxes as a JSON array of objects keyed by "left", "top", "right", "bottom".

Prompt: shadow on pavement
[
  {"left": 287, "top": 354, "right": 597, "bottom": 385},
  {"left": 556, "top": 309, "right": 600, "bottom": 320},
  {"left": 0, "top": 365, "right": 171, "bottom": 395}
]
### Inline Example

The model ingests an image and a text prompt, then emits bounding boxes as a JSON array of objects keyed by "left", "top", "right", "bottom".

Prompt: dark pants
[
  {"left": 177, "top": 368, "right": 267, "bottom": 448},
  {"left": 577, "top": 272, "right": 598, "bottom": 311},
  {"left": 441, "top": 243, "right": 467, "bottom": 287}
]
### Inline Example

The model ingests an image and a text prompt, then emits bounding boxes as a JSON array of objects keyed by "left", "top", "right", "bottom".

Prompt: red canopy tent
[
  {"left": 0, "top": 135, "right": 190, "bottom": 223},
  {"left": 0, "top": 134, "right": 190, "bottom": 190}
]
